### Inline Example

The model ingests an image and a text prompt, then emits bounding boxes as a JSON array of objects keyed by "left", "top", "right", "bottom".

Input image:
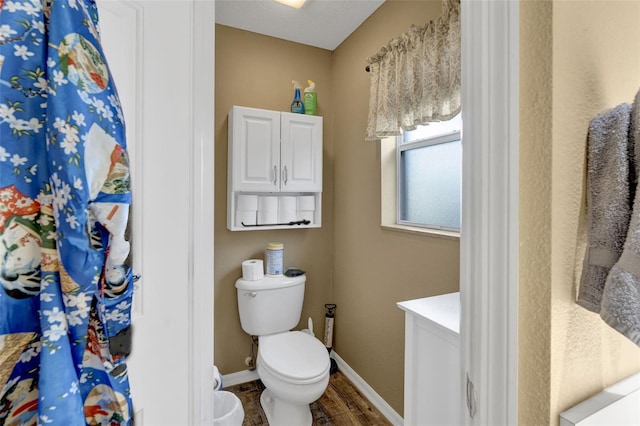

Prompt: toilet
[{"left": 236, "top": 274, "right": 330, "bottom": 426}]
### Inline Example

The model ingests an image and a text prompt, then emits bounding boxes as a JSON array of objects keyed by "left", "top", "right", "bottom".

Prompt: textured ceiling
[{"left": 215, "top": 0, "right": 385, "bottom": 51}]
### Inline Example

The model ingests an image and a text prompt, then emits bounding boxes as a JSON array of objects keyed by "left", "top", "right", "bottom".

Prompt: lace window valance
[{"left": 365, "top": 0, "right": 461, "bottom": 141}]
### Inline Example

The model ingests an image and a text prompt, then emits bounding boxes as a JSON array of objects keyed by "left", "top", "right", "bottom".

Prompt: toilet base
[{"left": 260, "top": 388, "right": 312, "bottom": 426}]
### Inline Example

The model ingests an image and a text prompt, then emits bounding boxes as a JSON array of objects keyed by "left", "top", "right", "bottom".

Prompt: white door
[{"left": 97, "top": 1, "right": 214, "bottom": 424}]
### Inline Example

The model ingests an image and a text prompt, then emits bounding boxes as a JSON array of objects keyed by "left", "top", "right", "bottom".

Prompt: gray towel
[
  {"left": 601, "top": 89, "right": 640, "bottom": 347},
  {"left": 577, "top": 103, "right": 633, "bottom": 313}
]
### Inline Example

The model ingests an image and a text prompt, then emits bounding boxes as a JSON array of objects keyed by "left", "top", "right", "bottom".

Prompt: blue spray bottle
[{"left": 290, "top": 80, "right": 305, "bottom": 114}]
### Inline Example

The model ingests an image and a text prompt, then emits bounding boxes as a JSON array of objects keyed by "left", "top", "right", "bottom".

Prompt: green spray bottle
[
  {"left": 290, "top": 80, "right": 305, "bottom": 114},
  {"left": 303, "top": 80, "right": 317, "bottom": 115}
]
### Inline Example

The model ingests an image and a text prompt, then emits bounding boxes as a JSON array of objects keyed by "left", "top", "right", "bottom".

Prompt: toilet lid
[{"left": 259, "top": 331, "right": 330, "bottom": 381}]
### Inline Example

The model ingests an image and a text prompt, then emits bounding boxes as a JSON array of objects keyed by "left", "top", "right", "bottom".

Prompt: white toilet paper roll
[
  {"left": 296, "top": 195, "right": 315, "bottom": 223},
  {"left": 257, "top": 196, "right": 278, "bottom": 225},
  {"left": 242, "top": 259, "right": 264, "bottom": 281},
  {"left": 258, "top": 196, "right": 278, "bottom": 211},
  {"left": 297, "top": 211, "right": 314, "bottom": 223},
  {"left": 237, "top": 194, "right": 258, "bottom": 211},
  {"left": 279, "top": 196, "right": 296, "bottom": 211},
  {"left": 278, "top": 196, "right": 297, "bottom": 223},
  {"left": 257, "top": 209, "right": 278, "bottom": 225},
  {"left": 236, "top": 210, "right": 257, "bottom": 227},
  {"left": 297, "top": 195, "right": 315, "bottom": 211},
  {"left": 279, "top": 210, "right": 297, "bottom": 223}
]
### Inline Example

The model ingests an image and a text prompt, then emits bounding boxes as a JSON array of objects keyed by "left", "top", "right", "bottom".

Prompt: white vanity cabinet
[
  {"left": 227, "top": 106, "right": 323, "bottom": 231},
  {"left": 397, "top": 292, "right": 461, "bottom": 426}
]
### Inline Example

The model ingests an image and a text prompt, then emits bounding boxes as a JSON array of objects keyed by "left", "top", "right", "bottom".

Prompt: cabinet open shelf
[{"left": 227, "top": 191, "right": 322, "bottom": 232}]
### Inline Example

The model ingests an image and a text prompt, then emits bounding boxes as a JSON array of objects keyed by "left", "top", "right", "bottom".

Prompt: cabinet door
[
  {"left": 229, "top": 106, "right": 281, "bottom": 191},
  {"left": 406, "top": 318, "right": 461, "bottom": 426},
  {"left": 280, "top": 112, "right": 323, "bottom": 192}
]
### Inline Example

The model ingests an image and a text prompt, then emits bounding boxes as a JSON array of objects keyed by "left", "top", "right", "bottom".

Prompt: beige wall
[
  {"left": 214, "top": 25, "right": 334, "bottom": 374},
  {"left": 520, "top": 1, "right": 640, "bottom": 425},
  {"left": 519, "top": 1, "right": 553, "bottom": 424},
  {"left": 331, "top": 0, "right": 460, "bottom": 415}
]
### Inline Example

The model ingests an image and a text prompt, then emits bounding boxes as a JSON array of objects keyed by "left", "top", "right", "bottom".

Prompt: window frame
[{"left": 396, "top": 129, "right": 462, "bottom": 232}]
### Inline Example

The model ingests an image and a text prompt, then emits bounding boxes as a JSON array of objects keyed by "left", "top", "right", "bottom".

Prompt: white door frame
[
  {"left": 196, "top": 0, "right": 520, "bottom": 423},
  {"left": 190, "top": 0, "right": 215, "bottom": 423},
  {"left": 460, "top": 0, "right": 519, "bottom": 425},
  {"left": 98, "top": 0, "right": 214, "bottom": 423}
]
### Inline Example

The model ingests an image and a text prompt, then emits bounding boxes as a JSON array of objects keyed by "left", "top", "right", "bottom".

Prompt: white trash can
[{"left": 214, "top": 391, "right": 244, "bottom": 426}]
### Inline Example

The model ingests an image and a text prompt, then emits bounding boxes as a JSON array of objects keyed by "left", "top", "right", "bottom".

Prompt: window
[{"left": 397, "top": 114, "right": 462, "bottom": 232}]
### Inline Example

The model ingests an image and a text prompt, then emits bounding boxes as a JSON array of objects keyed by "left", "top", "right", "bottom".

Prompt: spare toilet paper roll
[
  {"left": 237, "top": 194, "right": 258, "bottom": 211},
  {"left": 236, "top": 210, "right": 256, "bottom": 227},
  {"left": 258, "top": 209, "right": 278, "bottom": 225},
  {"left": 242, "top": 259, "right": 264, "bottom": 281},
  {"left": 297, "top": 195, "right": 316, "bottom": 223},
  {"left": 278, "top": 196, "right": 297, "bottom": 223},
  {"left": 297, "top": 210, "right": 314, "bottom": 223},
  {"left": 258, "top": 196, "right": 278, "bottom": 211},
  {"left": 297, "top": 195, "right": 316, "bottom": 211},
  {"left": 257, "top": 196, "right": 278, "bottom": 224}
]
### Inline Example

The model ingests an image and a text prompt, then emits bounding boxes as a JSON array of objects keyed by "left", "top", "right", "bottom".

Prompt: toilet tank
[{"left": 235, "top": 274, "right": 306, "bottom": 336}]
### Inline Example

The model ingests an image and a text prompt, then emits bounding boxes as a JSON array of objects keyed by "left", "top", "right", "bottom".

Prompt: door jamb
[
  {"left": 190, "top": 0, "right": 215, "bottom": 423},
  {"left": 460, "top": 0, "right": 519, "bottom": 424}
]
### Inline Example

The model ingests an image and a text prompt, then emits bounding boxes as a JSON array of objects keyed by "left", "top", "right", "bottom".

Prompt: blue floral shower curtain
[{"left": 0, "top": 0, "right": 134, "bottom": 424}]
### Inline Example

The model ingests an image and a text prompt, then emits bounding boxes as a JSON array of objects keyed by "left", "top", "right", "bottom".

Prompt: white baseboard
[
  {"left": 220, "top": 353, "right": 404, "bottom": 426},
  {"left": 331, "top": 352, "right": 404, "bottom": 426},
  {"left": 221, "top": 369, "right": 259, "bottom": 388}
]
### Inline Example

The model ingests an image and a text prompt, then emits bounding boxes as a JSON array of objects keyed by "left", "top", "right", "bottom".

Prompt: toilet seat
[{"left": 259, "top": 331, "right": 330, "bottom": 384}]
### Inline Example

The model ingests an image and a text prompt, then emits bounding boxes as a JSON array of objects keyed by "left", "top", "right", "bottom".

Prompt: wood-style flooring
[{"left": 225, "top": 370, "right": 393, "bottom": 426}]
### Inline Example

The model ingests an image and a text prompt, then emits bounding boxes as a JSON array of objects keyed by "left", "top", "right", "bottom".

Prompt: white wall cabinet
[
  {"left": 227, "top": 106, "right": 322, "bottom": 231},
  {"left": 397, "top": 293, "right": 461, "bottom": 426}
]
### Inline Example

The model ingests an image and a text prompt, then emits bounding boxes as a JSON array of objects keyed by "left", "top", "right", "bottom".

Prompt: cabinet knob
[
  {"left": 283, "top": 166, "right": 288, "bottom": 185},
  {"left": 273, "top": 165, "right": 278, "bottom": 186}
]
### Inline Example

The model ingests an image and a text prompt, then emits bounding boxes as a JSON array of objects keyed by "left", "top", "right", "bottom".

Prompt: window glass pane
[{"left": 399, "top": 140, "right": 461, "bottom": 230}]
